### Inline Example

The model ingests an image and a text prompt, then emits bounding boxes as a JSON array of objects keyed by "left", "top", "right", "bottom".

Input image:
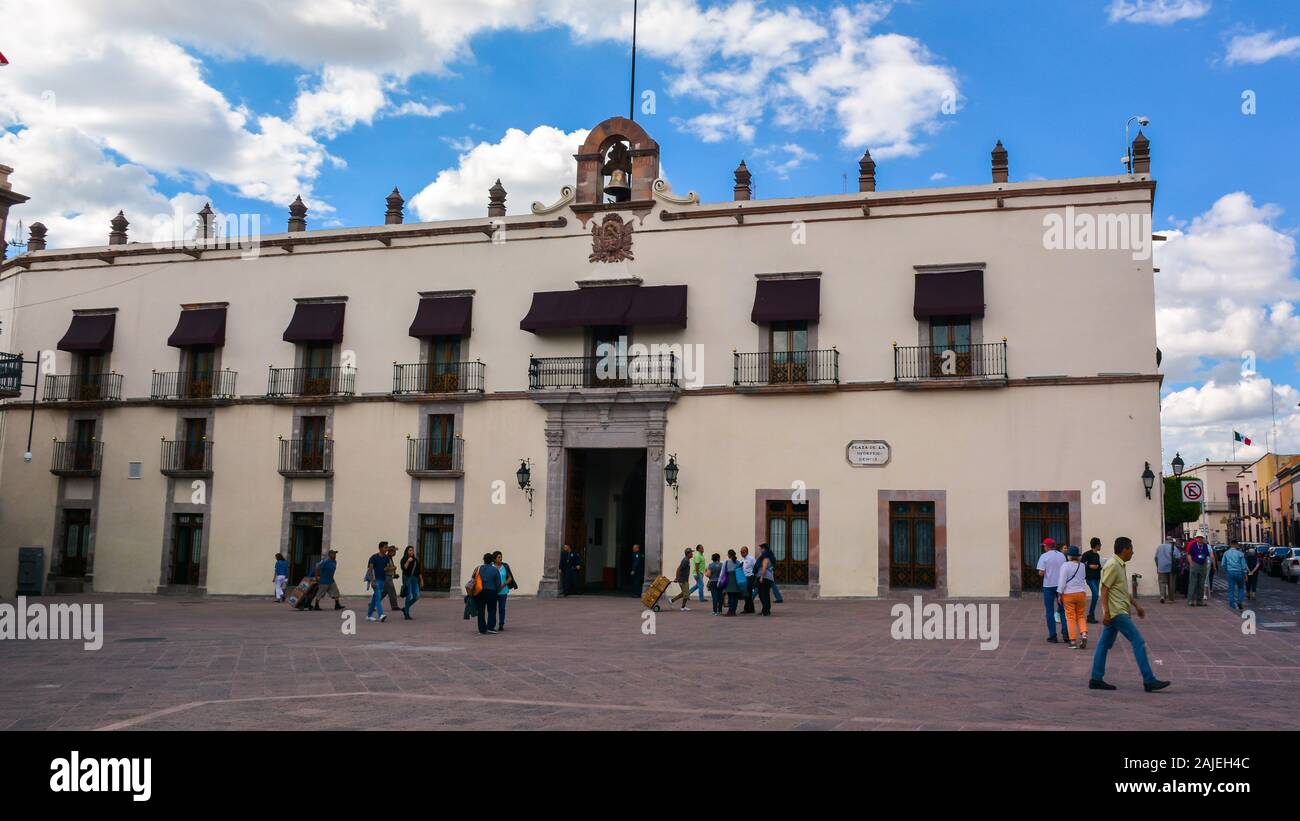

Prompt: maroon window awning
[
  {"left": 520, "top": 285, "right": 687, "bottom": 332},
  {"left": 408, "top": 296, "right": 473, "bottom": 338},
  {"left": 283, "top": 302, "right": 345, "bottom": 344},
  {"left": 167, "top": 307, "right": 227, "bottom": 348},
  {"left": 57, "top": 313, "right": 116, "bottom": 352},
  {"left": 913, "top": 270, "right": 985, "bottom": 319},
  {"left": 751, "top": 278, "right": 819, "bottom": 324}
]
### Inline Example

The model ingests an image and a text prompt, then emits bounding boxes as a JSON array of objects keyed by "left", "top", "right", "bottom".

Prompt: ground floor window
[
  {"left": 766, "top": 500, "right": 809, "bottom": 585},
  {"left": 170, "top": 513, "right": 203, "bottom": 586},
  {"left": 419, "top": 514, "right": 454, "bottom": 592},
  {"left": 889, "top": 501, "right": 936, "bottom": 589},
  {"left": 1020, "top": 502, "right": 1069, "bottom": 591}
]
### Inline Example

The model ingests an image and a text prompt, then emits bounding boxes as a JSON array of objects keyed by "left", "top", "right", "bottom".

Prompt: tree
[{"left": 1164, "top": 476, "right": 1201, "bottom": 537}]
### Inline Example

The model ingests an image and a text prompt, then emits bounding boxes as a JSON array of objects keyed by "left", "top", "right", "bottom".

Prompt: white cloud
[
  {"left": 1161, "top": 378, "right": 1300, "bottom": 463},
  {"left": 409, "top": 125, "right": 589, "bottom": 221},
  {"left": 1154, "top": 192, "right": 1300, "bottom": 381},
  {"left": 1107, "top": 1, "right": 1211, "bottom": 25},
  {"left": 1225, "top": 30, "right": 1300, "bottom": 65},
  {"left": 292, "top": 66, "right": 389, "bottom": 138},
  {"left": 755, "top": 143, "right": 819, "bottom": 179},
  {"left": 929, "top": 172, "right": 948, "bottom": 181}
]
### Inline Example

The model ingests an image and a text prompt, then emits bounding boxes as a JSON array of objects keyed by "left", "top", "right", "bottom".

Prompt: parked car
[
  {"left": 1278, "top": 548, "right": 1300, "bottom": 583},
  {"left": 1266, "top": 546, "right": 1293, "bottom": 577}
]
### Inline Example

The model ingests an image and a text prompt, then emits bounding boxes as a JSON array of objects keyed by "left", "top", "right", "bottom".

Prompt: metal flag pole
[{"left": 629, "top": 0, "right": 638, "bottom": 121}]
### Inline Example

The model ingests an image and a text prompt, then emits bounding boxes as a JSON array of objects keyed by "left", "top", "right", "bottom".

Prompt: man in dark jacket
[
  {"left": 476, "top": 552, "right": 502, "bottom": 634},
  {"left": 1082, "top": 538, "right": 1104, "bottom": 623},
  {"left": 629, "top": 543, "right": 644, "bottom": 591},
  {"left": 560, "top": 544, "right": 581, "bottom": 596}
]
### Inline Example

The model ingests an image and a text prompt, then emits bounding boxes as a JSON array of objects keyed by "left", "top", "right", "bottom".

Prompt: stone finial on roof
[
  {"left": 108, "top": 211, "right": 129, "bottom": 245},
  {"left": 28, "top": 221, "right": 47, "bottom": 251},
  {"left": 733, "top": 161, "right": 752, "bottom": 201},
  {"left": 991, "top": 140, "right": 1008, "bottom": 183},
  {"left": 488, "top": 179, "right": 507, "bottom": 217},
  {"left": 197, "top": 203, "right": 215, "bottom": 239},
  {"left": 858, "top": 149, "right": 876, "bottom": 192},
  {"left": 385, "top": 187, "right": 405, "bottom": 225},
  {"left": 1131, "top": 130, "right": 1151, "bottom": 174},
  {"left": 288, "top": 196, "right": 307, "bottom": 232}
]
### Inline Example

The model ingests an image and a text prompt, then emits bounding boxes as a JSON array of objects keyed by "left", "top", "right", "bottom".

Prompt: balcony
[
  {"left": 51, "top": 440, "right": 102, "bottom": 477},
  {"left": 151, "top": 370, "right": 237, "bottom": 402},
  {"left": 405, "top": 436, "right": 464, "bottom": 477},
  {"left": 277, "top": 438, "right": 333, "bottom": 477},
  {"left": 266, "top": 366, "right": 355, "bottom": 399},
  {"left": 392, "top": 361, "right": 485, "bottom": 396},
  {"left": 0, "top": 352, "right": 22, "bottom": 398},
  {"left": 43, "top": 373, "right": 123, "bottom": 403},
  {"left": 893, "top": 342, "right": 1008, "bottom": 384},
  {"left": 160, "top": 439, "right": 213, "bottom": 477},
  {"left": 528, "top": 353, "right": 678, "bottom": 390},
  {"left": 734, "top": 349, "right": 839, "bottom": 388}
]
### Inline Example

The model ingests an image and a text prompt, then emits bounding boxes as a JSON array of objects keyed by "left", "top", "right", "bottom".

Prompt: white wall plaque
[{"left": 846, "top": 440, "right": 890, "bottom": 467}]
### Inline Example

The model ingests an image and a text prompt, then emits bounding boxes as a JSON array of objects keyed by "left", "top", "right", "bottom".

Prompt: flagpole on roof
[{"left": 629, "top": 0, "right": 639, "bottom": 121}]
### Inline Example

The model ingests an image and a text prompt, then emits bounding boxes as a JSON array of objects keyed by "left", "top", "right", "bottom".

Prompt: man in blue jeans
[
  {"left": 365, "top": 542, "right": 388, "bottom": 622},
  {"left": 1036, "top": 538, "right": 1067, "bottom": 642},
  {"left": 1082, "top": 537, "right": 1103, "bottom": 622},
  {"left": 1089, "top": 536, "right": 1170, "bottom": 692},
  {"left": 1221, "top": 543, "right": 1247, "bottom": 610}
]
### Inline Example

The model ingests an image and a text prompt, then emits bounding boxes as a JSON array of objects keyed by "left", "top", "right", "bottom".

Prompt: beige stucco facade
[{"left": 0, "top": 117, "right": 1164, "bottom": 601}]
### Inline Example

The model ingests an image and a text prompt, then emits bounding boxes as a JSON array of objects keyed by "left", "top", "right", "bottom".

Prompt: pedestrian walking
[
  {"left": 668, "top": 548, "right": 693, "bottom": 611},
  {"left": 721, "top": 549, "right": 743, "bottom": 616},
  {"left": 629, "top": 543, "right": 644, "bottom": 591},
  {"left": 705, "top": 552, "right": 723, "bottom": 615},
  {"left": 1154, "top": 541, "right": 1176, "bottom": 603},
  {"left": 688, "top": 545, "right": 708, "bottom": 603},
  {"left": 1056, "top": 546, "right": 1089, "bottom": 648},
  {"left": 1082, "top": 538, "right": 1103, "bottom": 622},
  {"left": 1245, "top": 546, "right": 1261, "bottom": 601},
  {"left": 310, "top": 548, "right": 343, "bottom": 610},
  {"left": 1186, "top": 536, "right": 1210, "bottom": 606},
  {"left": 755, "top": 541, "right": 776, "bottom": 616},
  {"left": 365, "top": 542, "right": 389, "bottom": 622},
  {"left": 383, "top": 544, "right": 401, "bottom": 612},
  {"left": 272, "top": 553, "right": 288, "bottom": 602},
  {"left": 1037, "top": 537, "right": 1068, "bottom": 643},
  {"left": 1089, "top": 537, "right": 1170, "bottom": 692},
  {"left": 740, "top": 546, "right": 756, "bottom": 614},
  {"left": 474, "top": 552, "right": 502, "bottom": 634},
  {"left": 399, "top": 545, "right": 420, "bottom": 620},
  {"left": 493, "top": 550, "right": 518, "bottom": 630},
  {"left": 1222, "top": 542, "right": 1247, "bottom": 611}
]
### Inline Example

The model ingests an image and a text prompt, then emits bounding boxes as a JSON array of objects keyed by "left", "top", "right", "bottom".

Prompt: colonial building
[
  {"left": 1177, "top": 460, "right": 1247, "bottom": 544},
  {"left": 1236, "top": 453, "right": 1300, "bottom": 546},
  {"left": 0, "top": 115, "right": 1163, "bottom": 600}
]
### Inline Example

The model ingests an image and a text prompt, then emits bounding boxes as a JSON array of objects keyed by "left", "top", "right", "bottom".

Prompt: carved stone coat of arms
[{"left": 589, "top": 213, "right": 634, "bottom": 263}]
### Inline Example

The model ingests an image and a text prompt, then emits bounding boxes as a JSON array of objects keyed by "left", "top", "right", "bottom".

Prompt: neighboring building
[
  {"left": 0, "top": 116, "right": 1163, "bottom": 600},
  {"left": 1177, "top": 460, "right": 1248, "bottom": 544},
  {"left": 1236, "top": 453, "right": 1300, "bottom": 545}
]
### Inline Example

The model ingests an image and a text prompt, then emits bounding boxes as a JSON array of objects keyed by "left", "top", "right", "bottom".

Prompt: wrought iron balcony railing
[
  {"left": 734, "top": 348, "right": 839, "bottom": 386},
  {"left": 160, "top": 439, "right": 213, "bottom": 476},
  {"left": 51, "top": 440, "right": 102, "bottom": 476},
  {"left": 893, "top": 341, "right": 1008, "bottom": 381},
  {"left": 0, "top": 352, "right": 23, "bottom": 397},
  {"left": 43, "top": 373, "right": 123, "bottom": 402},
  {"left": 151, "top": 369, "right": 237, "bottom": 401},
  {"left": 277, "top": 438, "right": 333, "bottom": 476},
  {"left": 405, "top": 436, "right": 464, "bottom": 475},
  {"left": 392, "top": 361, "right": 485, "bottom": 395},
  {"left": 528, "top": 353, "right": 679, "bottom": 390},
  {"left": 267, "top": 366, "right": 355, "bottom": 398}
]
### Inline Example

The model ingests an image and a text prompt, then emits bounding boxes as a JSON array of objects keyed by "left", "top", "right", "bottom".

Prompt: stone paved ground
[{"left": 2, "top": 573, "right": 1297, "bottom": 731}]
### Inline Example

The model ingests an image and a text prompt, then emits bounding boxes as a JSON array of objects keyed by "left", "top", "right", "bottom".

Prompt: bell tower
[{"left": 574, "top": 116, "right": 660, "bottom": 205}]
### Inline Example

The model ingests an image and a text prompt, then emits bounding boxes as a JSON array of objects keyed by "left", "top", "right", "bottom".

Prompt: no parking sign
[{"left": 1181, "top": 479, "right": 1204, "bottom": 504}]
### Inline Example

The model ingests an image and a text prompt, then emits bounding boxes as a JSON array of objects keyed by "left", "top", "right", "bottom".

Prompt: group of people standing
[
  {"left": 1037, "top": 536, "right": 1171, "bottom": 693},
  {"left": 664, "top": 544, "right": 782, "bottom": 617},
  {"left": 1154, "top": 535, "right": 1261, "bottom": 612},
  {"left": 464, "top": 551, "right": 518, "bottom": 635}
]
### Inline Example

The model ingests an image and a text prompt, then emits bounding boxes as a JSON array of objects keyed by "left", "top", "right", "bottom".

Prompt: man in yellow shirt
[{"left": 1088, "top": 536, "right": 1171, "bottom": 692}]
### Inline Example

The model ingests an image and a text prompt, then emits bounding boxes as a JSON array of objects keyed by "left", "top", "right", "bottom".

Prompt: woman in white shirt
[{"left": 1056, "top": 546, "right": 1091, "bottom": 649}]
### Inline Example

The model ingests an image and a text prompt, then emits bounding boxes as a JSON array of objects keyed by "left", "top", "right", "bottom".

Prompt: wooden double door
[
  {"left": 766, "top": 499, "right": 809, "bottom": 585},
  {"left": 1020, "top": 502, "right": 1070, "bottom": 591},
  {"left": 889, "top": 501, "right": 936, "bottom": 589}
]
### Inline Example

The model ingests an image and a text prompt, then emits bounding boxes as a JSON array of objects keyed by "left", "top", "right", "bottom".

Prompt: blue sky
[{"left": 1, "top": 0, "right": 1298, "bottom": 463}]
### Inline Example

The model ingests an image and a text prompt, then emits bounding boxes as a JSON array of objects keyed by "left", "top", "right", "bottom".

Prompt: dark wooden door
[
  {"left": 426, "top": 414, "right": 454, "bottom": 470},
  {"left": 289, "top": 513, "right": 323, "bottom": 582},
  {"left": 766, "top": 500, "right": 809, "bottom": 584},
  {"left": 182, "top": 418, "right": 207, "bottom": 471},
  {"left": 61, "top": 509, "right": 91, "bottom": 577},
  {"left": 1020, "top": 502, "right": 1070, "bottom": 590},
  {"left": 565, "top": 450, "right": 588, "bottom": 581},
  {"left": 589, "top": 326, "right": 627, "bottom": 387},
  {"left": 889, "top": 501, "right": 936, "bottom": 589},
  {"left": 928, "top": 316, "right": 972, "bottom": 377},
  {"left": 186, "top": 346, "right": 215, "bottom": 398},
  {"left": 768, "top": 321, "right": 809, "bottom": 384},
  {"left": 418, "top": 514, "right": 453, "bottom": 592},
  {"left": 170, "top": 514, "right": 203, "bottom": 585},
  {"left": 72, "top": 420, "right": 96, "bottom": 471},
  {"left": 303, "top": 344, "right": 333, "bottom": 395},
  {"left": 425, "top": 337, "right": 462, "bottom": 392},
  {"left": 301, "top": 416, "right": 326, "bottom": 471}
]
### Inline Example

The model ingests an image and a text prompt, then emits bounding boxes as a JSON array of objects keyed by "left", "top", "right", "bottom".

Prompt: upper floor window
[{"left": 929, "top": 316, "right": 972, "bottom": 351}]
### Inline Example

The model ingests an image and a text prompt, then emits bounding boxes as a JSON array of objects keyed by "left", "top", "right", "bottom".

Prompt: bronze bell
[{"left": 604, "top": 168, "right": 631, "bottom": 201}]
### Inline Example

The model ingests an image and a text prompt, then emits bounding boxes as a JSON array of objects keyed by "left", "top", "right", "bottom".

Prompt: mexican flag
[{"left": 1234, "top": 431, "right": 1252, "bottom": 446}]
